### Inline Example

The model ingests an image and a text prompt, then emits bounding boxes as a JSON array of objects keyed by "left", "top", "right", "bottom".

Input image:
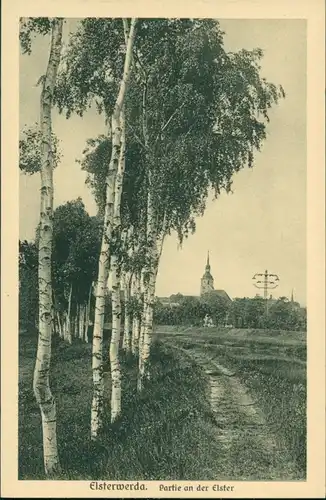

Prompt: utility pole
[{"left": 252, "top": 270, "right": 280, "bottom": 315}]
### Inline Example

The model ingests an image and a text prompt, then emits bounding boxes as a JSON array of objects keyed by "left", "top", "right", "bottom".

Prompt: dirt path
[{"left": 164, "top": 340, "right": 303, "bottom": 480}]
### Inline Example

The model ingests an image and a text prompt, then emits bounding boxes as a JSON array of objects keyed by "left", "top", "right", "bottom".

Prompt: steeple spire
[
  {"left": 201, "top": 251, "right": 214, "bottom": 296},
  {"left": 291, "top": 289, "right": 294, "bottom": 302}
]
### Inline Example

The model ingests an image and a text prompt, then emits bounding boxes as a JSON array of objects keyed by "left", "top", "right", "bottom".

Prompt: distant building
[
  {"left": 200, "top": 252, "right": 232, "bottom": 305},
  {"left": 157, "top": 252, "right": 232, "bottom": 306},
  {"left": 200, "top": 252, "right": 214, "bottom": 295}
]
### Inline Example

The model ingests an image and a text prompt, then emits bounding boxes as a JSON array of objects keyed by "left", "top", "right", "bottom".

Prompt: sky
[{"left": 19, "top": 19, "right": 307, "bottom": 305}]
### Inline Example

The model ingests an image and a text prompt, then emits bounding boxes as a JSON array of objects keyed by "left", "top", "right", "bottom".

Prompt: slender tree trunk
[
  {"left": 138, "top": 268, "right": 147, "bottom": 356},
  {"left": 110, "top": 106, "right": 126, "bottom": 423},
  {"left": 51, "top": 305, "right": 56, "bottom": 336},
  {"left": 33, "top": 19, "right": 63, "bottom": 477},
  {"left": 110, "top": 254, "right": 122, "bottom": 422},
  {"left": 91, "top": 18, "right": 137, "bottom": 439},
  {"left": 56, "top": 312, "right": 63, "bottom": 338},
  {"left": 122, "top": 272, "right": 132, "bottom": 353},
  {"left": 138, "top": 207, "right": 165, "bottom": 391},
  {"left": 51, "top": 292, "right": 57, "bottom": 336},
  {"left": 74, "top": 304, "right": 79, "bottom": 339},
  {"left": 52, "top": 291, "right": 61, "bottom": 337},
  {"left": 131, "top": 271, "right": 141, "bottom": 355},
  {"left": 84, "top": 284, "right": 92, "bottom": 343},
  {"left": 65, "top": 284, "right": 73, "bottom": 344},
  {"left": 63, "top": 311, "right": 67, "bottom": 341},
  {"left": 79, "top": 304, "right": 84, "bottom": 340}
]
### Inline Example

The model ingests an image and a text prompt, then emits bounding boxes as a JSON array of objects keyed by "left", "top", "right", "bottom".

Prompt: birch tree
[
  {"left": 56, "top": 18, "right": 284, "bottom": 402},
  {"left": 20, "top": 17, "right": 64, "bottom": 477},
  {"left": 54, "top": 17, "right": 138, "bottom": 436}
]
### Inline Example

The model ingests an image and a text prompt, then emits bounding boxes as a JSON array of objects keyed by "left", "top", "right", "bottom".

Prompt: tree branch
[
  {"left": 127, "top": 123, "right": 147, "bottom": 150},
  {"left": 154, "top": 101, "right": 186, "bottom": 145}
]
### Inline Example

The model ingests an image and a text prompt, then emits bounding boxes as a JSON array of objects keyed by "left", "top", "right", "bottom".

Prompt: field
[
  {"left": 19, "top": 326, "right": 306, "bottom": 480},
  {"left": 157, "top": 325, "right": 307, "bottom": 477}
]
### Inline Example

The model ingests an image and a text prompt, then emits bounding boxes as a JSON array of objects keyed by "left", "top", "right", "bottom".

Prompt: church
[
  {"left": 200, "top": 252, "right": 232, "bottom": 304},
  {"left": 159, "top": 252, "right": 232, "bottom": 306}
]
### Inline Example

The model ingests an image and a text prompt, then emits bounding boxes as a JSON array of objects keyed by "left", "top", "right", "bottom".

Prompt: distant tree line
[
  {"left": 153, "top": 294, "right": 307, "bottom": 331},
  {"left": 20, "top": 210, "right": 307, "bottom": 335}
]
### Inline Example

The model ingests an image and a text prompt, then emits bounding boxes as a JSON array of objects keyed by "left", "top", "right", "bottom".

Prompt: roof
[{"left": 203, "top": 289, "right": 233, "bottom": 303}]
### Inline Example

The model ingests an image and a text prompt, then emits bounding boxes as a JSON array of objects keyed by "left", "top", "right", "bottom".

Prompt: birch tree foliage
[
  {"left": 54, "top": 17, "right": 285, "bottom": 392},
  {"left": 127, "top": 19, "right": 285, "bottom": 240},
  {"left": 19, "top": 125, "right": 61, "bottom": 174},
  {"left": 74, "top": 18, "right": 285, "bottom": 391},
  {"left": 19, "top": 18, "right": 63, "bottom": 176},
  {"left": 19, "top": 17, "right": 58, "bottom": 55},
  {"left": 74, "top": 18, "right": 285, "bottom": 245},
  {"left": 54, "top": 18, "right": 127, "bottom": 120}
]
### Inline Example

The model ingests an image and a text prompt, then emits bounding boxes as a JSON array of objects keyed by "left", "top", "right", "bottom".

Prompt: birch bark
[
  {"left": 74, "top": 304, "right": 79, "bottom": 339},
  {"left": 79, "top": 305, "right": 85, "bottom": 340},
  {"left": 110, "top": 106, "right": 126, "bottom": 423},
  {"left": 84, "top": 284, "right": 92, "bottom": 343},
  {"left": 33, "top": 18, "right": 63, "bottom": 477},
  {"left": 131, "top": 271, "right": 141, "bottom": 355},
  {"left": 122, "top": 271, "right": 132, "bottom": 353},
  {"left": 91, "top": 18, "right": 137, "bottom": 438},
  {"left": 138, "top": 207, "right": 166, "bottom": 391},
  {"left": 137, "top": 185, "right": 156, "bottom": 390},
  {"left": 65, "top": 283, "right": 73, "bottom": 344}
]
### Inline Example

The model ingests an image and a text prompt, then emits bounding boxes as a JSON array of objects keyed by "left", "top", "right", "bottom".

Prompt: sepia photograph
[
  {"left": 1, "top": 2, "right": 323, "bottom": 496},
  {"left": 18, "top": 15, "right": 308, "bottom": 482}
]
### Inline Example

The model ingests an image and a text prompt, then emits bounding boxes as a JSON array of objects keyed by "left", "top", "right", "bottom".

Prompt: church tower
[{"left": 200, "top": 251, "right": 214, "bottom": 296}]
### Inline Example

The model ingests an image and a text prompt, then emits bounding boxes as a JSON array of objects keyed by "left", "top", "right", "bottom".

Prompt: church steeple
[
  {"left": 291, "top": 289, "right": 294, "bottom": 302},
  {"left": 206, "top": 251, "right": 210, "bottom": 271},
  {"left": 200, "top": 251, "right": 214, "bottom": 296}
]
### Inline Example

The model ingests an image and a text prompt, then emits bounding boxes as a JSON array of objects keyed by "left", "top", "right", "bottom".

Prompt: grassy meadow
[
  {"left": 157, "top": 326, "right": 307, "bottom": 476},
  {"left": 19, "top": 326, "right": 306, "bottom": 480},
  {"left": 19, "top": 331, "right": 222, "bottom": 480}
]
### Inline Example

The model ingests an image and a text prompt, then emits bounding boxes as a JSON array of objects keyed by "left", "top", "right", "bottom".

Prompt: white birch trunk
[
  {"left": 51, "top": 300, "right": 56, "bottom": 336},
  {"left": 110, "top": 254, "right": 122, "bottom": 423},
  {"left": 137, "top": 199, "right": 165, "bottom": 391},
  {"left": 74, "top": 305, "right": 79, "bottom": 339},
  {"left": 63, "top": 311, "right": 67, "bottom": 341},
  {"left": 138, "top": 268, "right": 147, "bottom": 356},
  {"left": 91, "top": 18, "right": 137, "bottom": 438},
  {"left": 131, "top": 271, "right": 141, "bottom": 355},
  {"left": 110, "top": 105, "right": 126, "bottom": 423},
  {"left": 57, "top": 312, "right": 63, "bottom": 339},
  {"left": 122, "top": 272, "right": 132, "bottom": 353},
  {"left": 65, "top": 284, "right": 73, "bottom": 344},
  {"left": 33, "top": 19, "right": 63, "bottom": 477},
  {"left": 79, "top": 305, "right": 85, "bottom": 340},
  {"left": 84, "top": 284, "right": 92, "bottom": 343},
  {"left": 84, "top": 303, "right": 88, "bottom": 342}
]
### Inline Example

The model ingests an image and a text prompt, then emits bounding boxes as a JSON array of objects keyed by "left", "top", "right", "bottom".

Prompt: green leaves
[
  {"left": 54, "top": 18, "right": 125, "bottom": 119},
  {"left": 19, "top": 17, "right": 54, "bottom": 54},
  {"left": 19, "top": 125, "right": 61, "bottom": 175},
  {"left": 54, "top": 18, "right": 285, "bottom": 259},
  {"left": 52, "top": 200, "right": 101, "bottom": 305}
]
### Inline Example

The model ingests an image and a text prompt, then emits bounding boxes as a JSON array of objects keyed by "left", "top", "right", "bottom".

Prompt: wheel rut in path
[{"left": 170, "top": 343, "right": 303, "bottom": 480}]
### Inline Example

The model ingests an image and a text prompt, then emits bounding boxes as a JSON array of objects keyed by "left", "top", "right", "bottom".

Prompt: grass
[
  {"left": 217, "top": 353, "right": 307, "bottom": 475},
  {"left": 160, "top": 327, "right": 307, "bottom": 477},
  {"left": 19, "top": 332, "right": 225, "bottom": 480},
  {"left": 19, "top": 326, "right": 306, "bottom": 480}
]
